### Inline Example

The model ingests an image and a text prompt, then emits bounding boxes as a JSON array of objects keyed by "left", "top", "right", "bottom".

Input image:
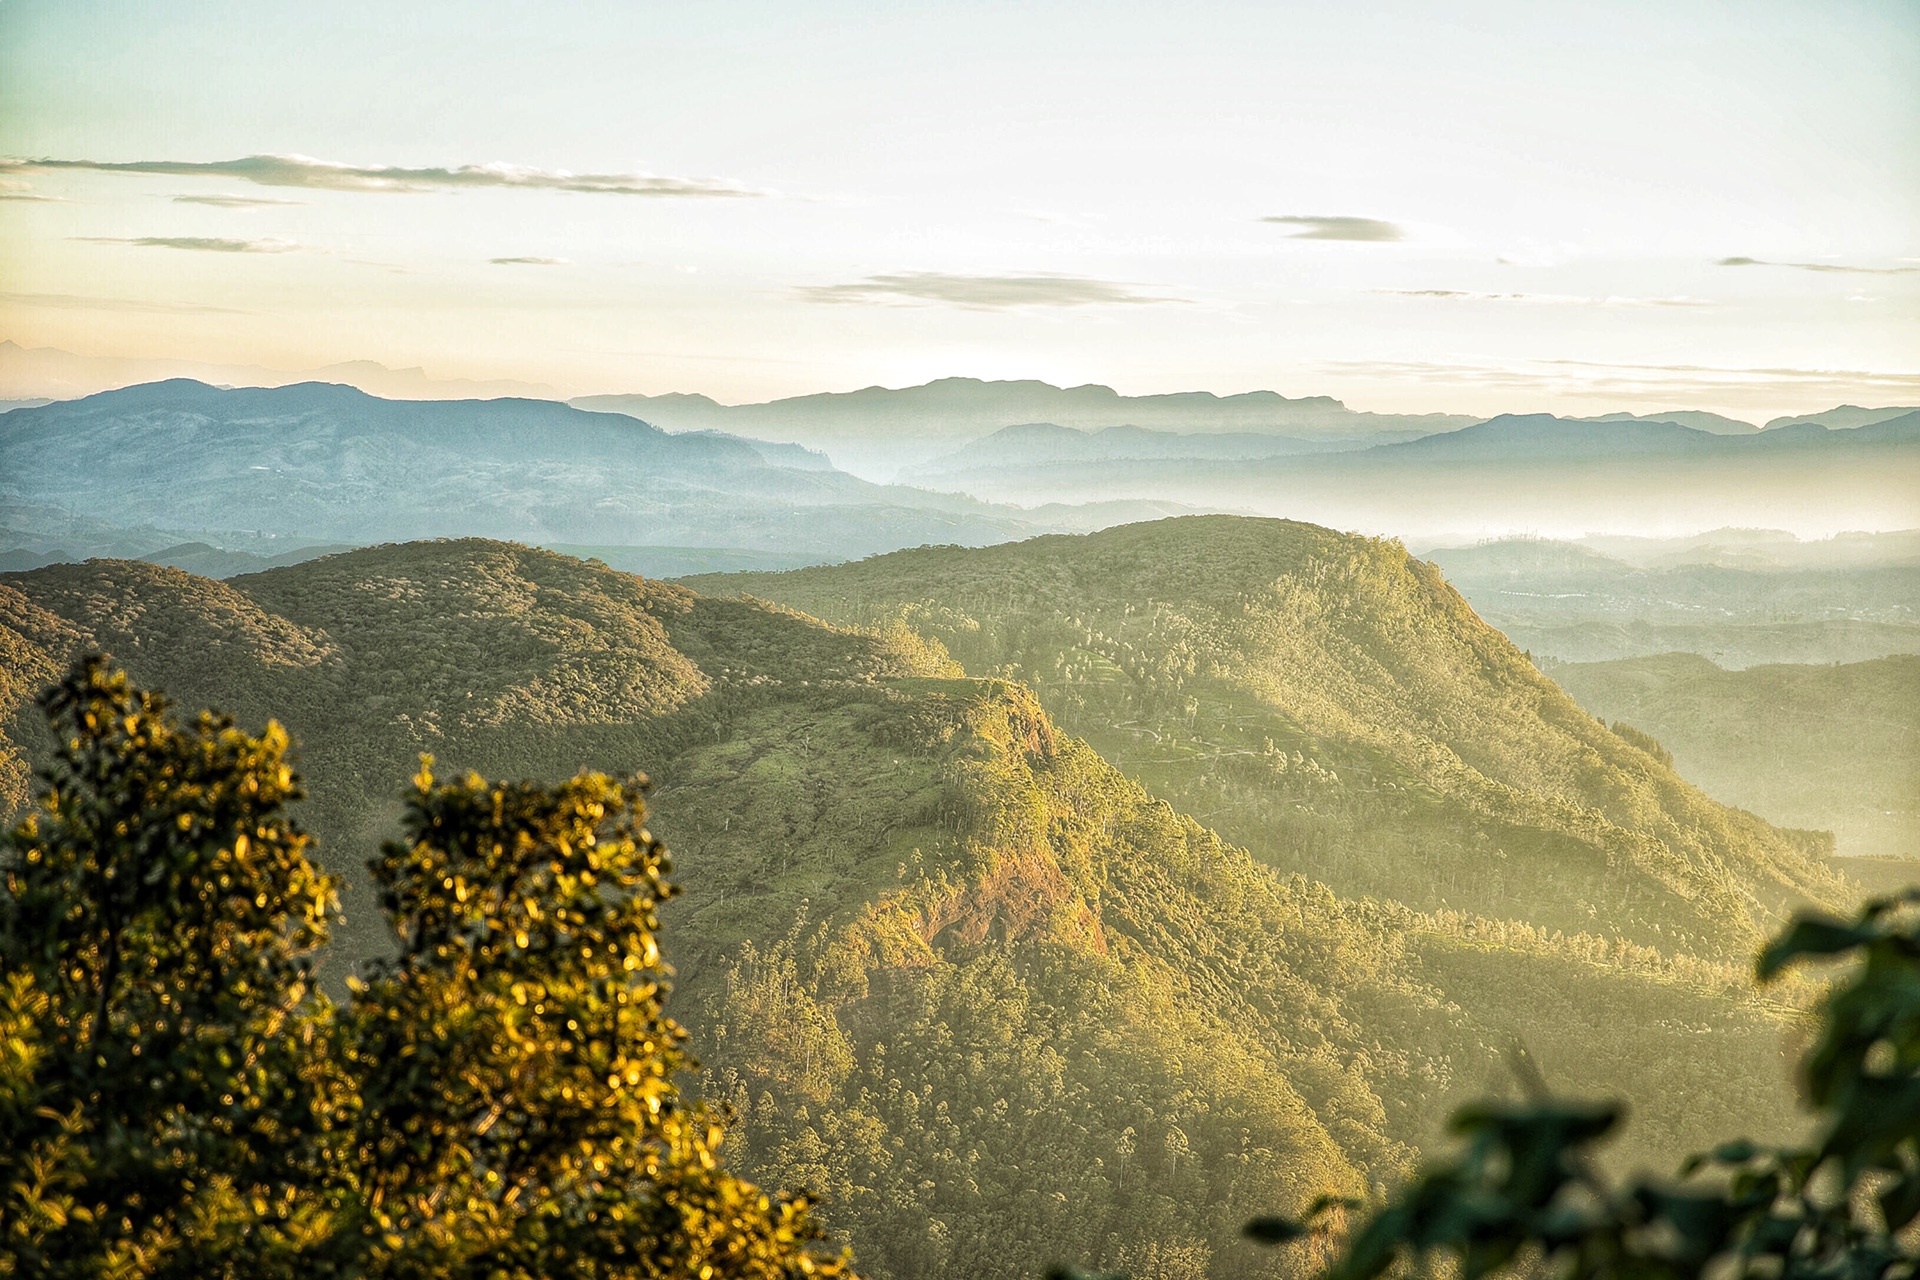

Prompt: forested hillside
[
  {"left": 1425, "top": 536, "right": 1920, "bottom": 666},
  {"left": 1547, "top": 652, "right": 1920, "bottom": 862},
  {"left": 0, "top": 535, "right": 1819, "bottom": 1280},
  {"left": 693, "top": 516, "right": 1846, "bottom": 958}
]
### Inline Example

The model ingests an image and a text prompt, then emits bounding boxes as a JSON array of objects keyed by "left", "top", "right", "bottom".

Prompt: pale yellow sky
[{"left": 2, "top": 0, "right": 1916, "bottom": 417}]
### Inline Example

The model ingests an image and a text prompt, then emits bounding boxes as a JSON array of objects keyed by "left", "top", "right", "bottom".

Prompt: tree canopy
[{"left": 0, "top": 656, "right": 854, "bottom": 1279}]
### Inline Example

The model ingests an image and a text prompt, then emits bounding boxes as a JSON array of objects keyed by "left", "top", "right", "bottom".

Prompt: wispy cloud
[
  {"left": 7, "top": 153, "right": 766, "bottom": 198},
  {"left": 1376, "top": 288, "right": 1709, "bottom": 308},
  {"left": 490, "top": 255, "right": 570, "bottom": 266},
  {"left": 0, "top": 290, "right": 254, "bottom": 315},
  {"left": 1718, "top": 255, "right": 1919, "bottom": 276},
  {"left": 798, "top": 271, "right": 1181, "bottom": 309},
  {"left": 172, "top": 194, "right": 304, "bottom": 208},
  {"left": 73, "top": 235, "right": 304, "bottom": 253},
  {"left": 0, "top": 177, "right": 62, "bottom": 202},
  {"left": 1261, "top": 215, "right": 1404, "bottom": 242}
]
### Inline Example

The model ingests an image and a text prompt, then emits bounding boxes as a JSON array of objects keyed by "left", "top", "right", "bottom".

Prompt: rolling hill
[
  {"left": 690, "top": 516, "right": 1848, "bottom": 957},
  {"left": 0, "top": 531, "right": 1821, "bottom": 1280},
  {"left": 1546, "top": 652, "right": 1920, "bottom": 862},
  {"left": 1425, "top": 536, "right": 1920, "bottom": 666}
]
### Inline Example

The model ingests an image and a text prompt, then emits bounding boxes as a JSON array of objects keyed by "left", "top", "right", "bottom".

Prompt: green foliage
[
  {"left": 0, "top": 657, "right": 854, "bottom": 1279},
  {"left": 0, "top": 537, "right": 1846, "bottom": 1279},
  {"left": 345, "top": 762, "right": 847, "bottom": 1278},
  {"left": 1608, "top": 722, "right": 1672, "bottom": 769},
  {"left": 691, "top": 515, "right": 1848, "bottom": 957},
  {"left": 1247, "top": 891, "right": 1920, "bottom": 1279},
  {"left": 0, "top": 655, "right": 337, "bottom": 1276}
]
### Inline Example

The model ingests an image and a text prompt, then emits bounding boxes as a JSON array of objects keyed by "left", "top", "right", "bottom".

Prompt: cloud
[
  {"left": 0, "top": 290, "right": 253, "bottom": 315},
  {"left": 6, "top": 153, "right": 766, "bottom": 198},
  {"left": 798, "top": 271, "right": 1181, "bottom": 309},
  {"left": 0, "top": 177, "right": 62, "bottom": 202},
  {"left": 1261, "top": 215, "right": 1404, "bottom": 242},
  {"left": 1376, "top": 288, "right": 1709, "bottom": 308},
  {"left": 490, "top": 255, "right": 570, "bottom": 266},
  {"left": 1718, "top": 255, "right": 1919, "bottom": 276},
  {"left": 172, "top": 194, "right": 304, "bottom": 208},
  {"left": 73, "top": 235, "right": 303, "bottom": 253}
]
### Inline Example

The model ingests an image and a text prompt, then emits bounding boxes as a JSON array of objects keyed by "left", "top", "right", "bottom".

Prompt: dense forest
[
  {"left": 1547, "top": 653, "right": 1920, "bottom": 862},
  {"left": 692, "top": 517, "right": 1845, "bottom": 956},
  {"left": 0, "top": 523, "right": 1842, "bottom": 1279}
]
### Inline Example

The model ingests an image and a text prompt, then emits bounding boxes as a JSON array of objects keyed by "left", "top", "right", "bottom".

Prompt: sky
[{"left": 2, "top": 0, "right": 1917, "bottom": 418}]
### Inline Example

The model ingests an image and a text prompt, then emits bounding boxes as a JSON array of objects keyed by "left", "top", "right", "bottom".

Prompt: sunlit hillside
[
  {"left": 692, "top": 516, "right": 1848, "bottom": 957},
  {"left": 0, "top": 533, "right": 1819, "bottom": 1279}
]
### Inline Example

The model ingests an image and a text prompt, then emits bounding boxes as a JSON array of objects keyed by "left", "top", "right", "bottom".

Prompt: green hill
[
  {"left": 1546, "top": 652, "right": 1920, "bottom": 863},
  {"left": 0, "top": 536, "right": 1817, "bottom": 1280},
  {"left": 687, "top": 515, "right": 1846, "bottom": 957}
]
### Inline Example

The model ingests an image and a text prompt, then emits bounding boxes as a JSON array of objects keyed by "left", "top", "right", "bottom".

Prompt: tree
[
  {"left": 0, "top": 656, "right": 338, "bottom": 1277},
  {"left": 0, "top": 657, "right": 856, "bottom": 1279},
  {"left": 1244, "top": 889, "right": 1920, "bottom": 1280},
  {"left": 340, "top": 760, "right": 852, "bottom": 1278}
]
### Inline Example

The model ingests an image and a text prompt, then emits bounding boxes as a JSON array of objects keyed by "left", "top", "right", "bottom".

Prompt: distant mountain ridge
[
  {"left": 881, "top": 409, "right": 1920, "bottom": 540},
  {"left": 1577, "top": 410, "right": 1758, "bottom": 434},
  {"left": 572, "top": 376, "right": 1479, "bottom": 478},
  {"left": 1381, "top": 410, "right": 1920, "bottom": 460},
  {"left": 1765, "top": 404, "right": 1920, "bottom": 431},
  {"left": 902, "top": 421, "right": 1376, "bottom": 484},
  {"left": 0, "top": 378, "right": 1188, "bottom": 565},
  {"left": 0, "top": 338, "right": 563, "bottom": 402}
]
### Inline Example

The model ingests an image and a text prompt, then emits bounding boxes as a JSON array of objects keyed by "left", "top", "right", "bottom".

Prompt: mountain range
[
  {"left": 12, "top": 377, "right": 1917, "bottom": 592},
  {"left": 0, "top": 379, "right": 1190, "bottom": 571},
  {"left": 890, "top": 411, "right": 1920, "bottom": 543},
  {"left": 573, "top": 377, "right": 1479, "bottom": 477}
]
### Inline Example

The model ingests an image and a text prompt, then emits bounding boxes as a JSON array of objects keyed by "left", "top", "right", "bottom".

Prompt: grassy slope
[
  {"left": 0, "top": 536, "right": 1810, "bottom": 1280},
  {"left": 689, "top": 515, "right": 1846, "bottom": 958}
]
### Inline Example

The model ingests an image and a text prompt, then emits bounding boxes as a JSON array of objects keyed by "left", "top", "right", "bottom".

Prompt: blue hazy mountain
[
  {"left": 1378, "top": 410, "right": 1918, "bottom": 460},
  {"left": 1764, "top": 404, "right": 1920, "bottom": 431},
  {"left": 900, "top": 420, "right": 1374, "bottom": 487},
  {"left": 573, "top": 376, "right": 1477, "bottom": 478},
  {"left": 0, "top": 379, "right": 1186, "bottom": 565},
  {"left": 888, "top": 411, "right": 1920, "bottom": 543},
  {"left": 1575, "top": 409, "right": 1759, "bottom": 434}
]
